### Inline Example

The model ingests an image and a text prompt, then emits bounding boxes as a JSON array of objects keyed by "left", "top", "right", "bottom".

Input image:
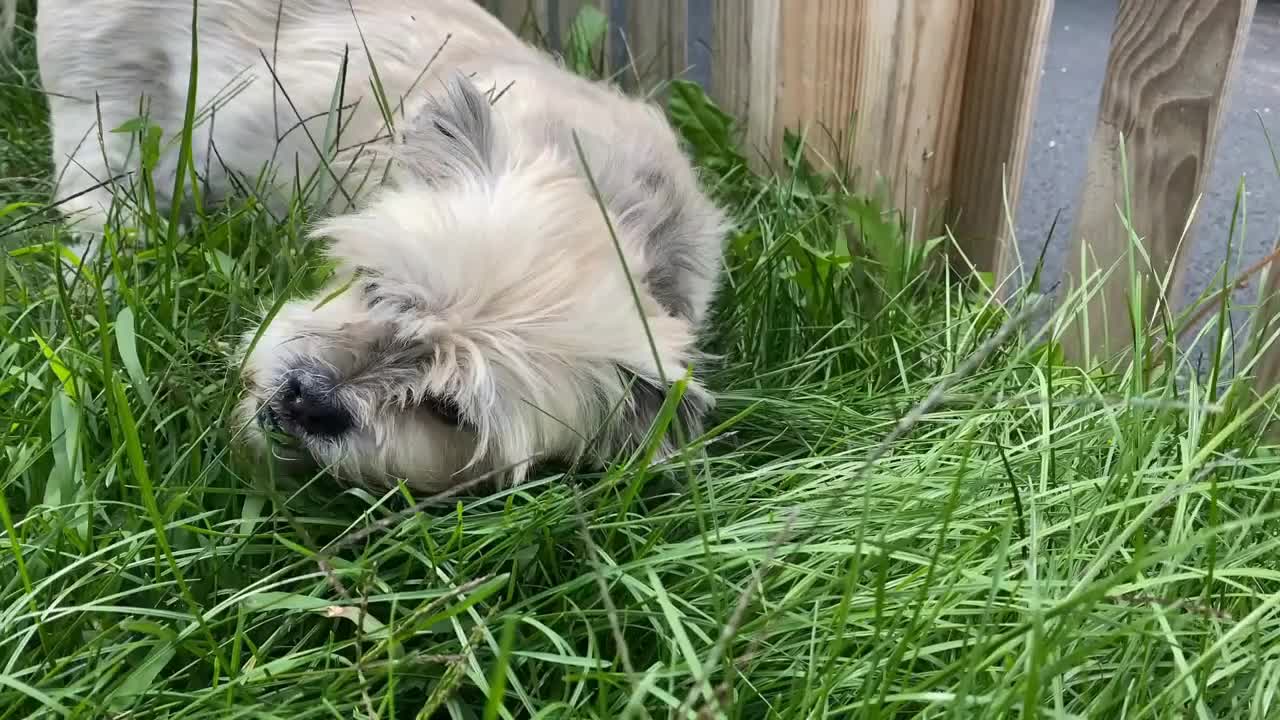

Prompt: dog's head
[{"left": 235, "top": 75, "right": 727, "bottom": 490}]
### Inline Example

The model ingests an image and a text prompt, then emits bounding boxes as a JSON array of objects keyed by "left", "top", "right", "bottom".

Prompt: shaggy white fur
[{"left": 14, "top": 0, "right": 728, "bottom": 490}]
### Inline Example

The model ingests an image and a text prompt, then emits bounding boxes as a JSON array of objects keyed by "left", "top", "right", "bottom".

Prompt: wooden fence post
[
  {"left": 616, "top": 0, "right": 688, "bottom": 92},
  {"left": 711, "top": 1, "right": 974, "bottom": 239},
  {"left": 482, "top": 0, "right": 687, "bottom": 94},
  {"left": 480, "top": 0, "right": 550, "bottom": 41},
  {"left": 1253, "top": 266, "right": 1280, "bottom": 387},
  {"left": 710, "top": 0, "right": 779, "bottom": 168},
  {"left": 949, "top": 0, "right": 1054, "bottom": 280},
  {"left": 1062, "top": 0, "right": 1256, "bottom": 363}
]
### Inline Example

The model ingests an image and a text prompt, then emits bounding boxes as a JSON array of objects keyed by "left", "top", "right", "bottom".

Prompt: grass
[{"left": 6, "top": 4, "right": 1280, "bottom": 718}]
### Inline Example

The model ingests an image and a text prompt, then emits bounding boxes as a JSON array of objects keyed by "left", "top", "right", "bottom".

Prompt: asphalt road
[{"left": 1015, "top": 0, "right": 1280, "bottom": 336}]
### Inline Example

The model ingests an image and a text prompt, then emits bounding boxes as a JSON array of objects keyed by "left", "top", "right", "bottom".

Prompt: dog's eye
[
  {"left": 419, "top": 393, "right": 464, "bottom": 428},
  {"left": 432, "top": 119, "right": 456, "bottom": 142}
]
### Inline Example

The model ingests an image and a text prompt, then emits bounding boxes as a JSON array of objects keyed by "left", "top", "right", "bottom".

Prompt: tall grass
[{"left": 4, "top": 4, "right": 1280, "bottom": 718}]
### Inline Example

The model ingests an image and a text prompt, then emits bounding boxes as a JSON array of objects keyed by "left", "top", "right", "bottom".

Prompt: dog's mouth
[{"left": 254, "top": 403, "right": 307, "bottom": 453}]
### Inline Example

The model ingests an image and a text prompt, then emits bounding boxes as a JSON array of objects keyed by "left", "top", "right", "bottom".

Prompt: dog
[{"left": 11, "top": 0, "right": 728, "bottom": 490}]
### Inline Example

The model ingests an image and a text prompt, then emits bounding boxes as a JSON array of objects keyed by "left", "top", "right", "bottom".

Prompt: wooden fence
[{"left": 483, "top": 0, "right": 1274, "bottom": 380}]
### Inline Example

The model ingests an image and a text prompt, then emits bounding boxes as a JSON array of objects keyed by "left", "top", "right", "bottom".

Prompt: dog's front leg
[{"left": 44, "top": 92, "right": 156, "bottom": 287}]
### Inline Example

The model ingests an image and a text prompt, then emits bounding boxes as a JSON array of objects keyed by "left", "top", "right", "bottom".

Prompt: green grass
[{"left": 6, "top": 4, "right": 1280, "bottom": 718}]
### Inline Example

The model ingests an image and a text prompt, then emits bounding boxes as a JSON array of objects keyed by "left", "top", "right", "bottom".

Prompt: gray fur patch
[
  {"left": 610, "top": 367, "right": 710, "bottom": 458},
  {"left": 398, "top": 73, "right": 499, "bottom": 183},
  {"left": 544, "top": 120, "right": 726, "bottom": 325},
  {"left": 635, "top": 167, "right": 703, "bottom": 322}
]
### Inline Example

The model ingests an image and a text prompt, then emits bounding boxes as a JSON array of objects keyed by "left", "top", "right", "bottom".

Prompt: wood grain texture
[
  {"left": 480, "top": 0, "right": 606, "bottom": 51},
  {"left": 711, "top": 0, "right": 778, "bottom": 167},
  {"left": 482, "top": 1, "right": 678, "bottom": 92},
  {"left": 1063, "top": 0, "right": 1256, "bottom": 362},
  {"left": 775, "top": 1, "right": 974, "bottom": 235},
  {"left": 619, "top": 0, "right": 688, "bottom": 92},
  {"left": 1250, "top": 254, "right": 1280, "bottom": 403},
  {"left": 948, "top": 0, "right": 1054, "bottom": 278},
  {"left": 482, "top": 0, "right": 547, "bottom": 42}
]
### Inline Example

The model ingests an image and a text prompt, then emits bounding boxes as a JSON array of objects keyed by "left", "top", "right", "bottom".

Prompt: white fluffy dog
[{"left": 14, "top": 0, "right": 728, "bottom": 490}]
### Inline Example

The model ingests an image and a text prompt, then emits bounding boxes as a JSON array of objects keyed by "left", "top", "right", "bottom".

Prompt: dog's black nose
[{"left": 279, "top": 375, "right": 352, "bottom": 437}]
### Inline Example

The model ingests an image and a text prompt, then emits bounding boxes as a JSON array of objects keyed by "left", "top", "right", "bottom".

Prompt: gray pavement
[{"left": 1017, "top": 0, "right": 1280, "bottom": 310}]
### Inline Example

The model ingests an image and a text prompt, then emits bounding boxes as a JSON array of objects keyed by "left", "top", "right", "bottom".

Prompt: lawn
[{"left": 5, "top": 4, "right": 1280, "bottom": 719}]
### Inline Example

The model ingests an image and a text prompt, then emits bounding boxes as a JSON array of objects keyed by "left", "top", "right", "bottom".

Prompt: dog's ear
[
  {"left": 397, "top": 73, "right": 501, "bottom": 183},
  {"left": 605, "top": 366, "right": 711, "bottom": 460},
  {"left": 544, "top": 124, "right": 729, "bottom": 327}
]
